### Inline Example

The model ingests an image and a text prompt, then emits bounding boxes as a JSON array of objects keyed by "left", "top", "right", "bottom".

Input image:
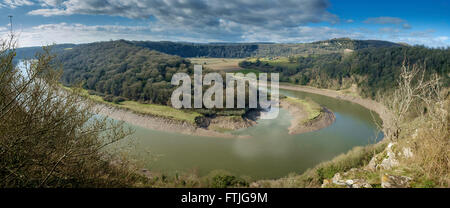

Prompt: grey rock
[{"left": 381, "top": 174, "right": 412, "bottom": 188}]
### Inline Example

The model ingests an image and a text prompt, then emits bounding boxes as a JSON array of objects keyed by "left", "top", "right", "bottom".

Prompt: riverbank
[
  {"left": 94, "top": 104, "right": 251, "bottom": 138},
  {"left": 278, "top": 83, "right": 390, "bottom": 125},
  {"left": 280, "top": 97, "right": 336, "bottom": 134},
  {"left": 93, "top": 83, "right": 388, "bottom": 138}
]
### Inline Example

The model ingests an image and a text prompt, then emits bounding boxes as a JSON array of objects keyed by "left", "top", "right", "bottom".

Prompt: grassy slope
[
  {"left": 284, "top": 96, "right": 321, "bottom": 121},
  {"left": 255, "top": 142, "right": 387, "bottom": 188}
]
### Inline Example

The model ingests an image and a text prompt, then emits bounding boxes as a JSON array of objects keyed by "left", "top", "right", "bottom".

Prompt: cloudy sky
[{"left": 0, "top": 0, "right": 449, "bottom": 47}]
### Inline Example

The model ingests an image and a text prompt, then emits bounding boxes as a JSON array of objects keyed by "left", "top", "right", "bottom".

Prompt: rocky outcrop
[
  {"left": 208, "top": 116, "right": 257, "bottom": 131},
  {"left": 381, "top": 174, "right": 412, "bottom": 188},
  {"left": 322, "top": 142, "right": 417, "bottom": 188},
  {"left": 322, "top": 169, "right": 372, "bottom": 188},
  {"left": 365, "top": 142, "right": 414, "bottom": 171}
]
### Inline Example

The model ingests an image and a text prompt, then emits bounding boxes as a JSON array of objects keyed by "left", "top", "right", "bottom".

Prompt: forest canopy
[{"left": 56, "top": 40, "right": 192, "bottom": 105}]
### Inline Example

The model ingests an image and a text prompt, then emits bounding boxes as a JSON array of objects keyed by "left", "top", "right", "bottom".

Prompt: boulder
[
  {"left": 351, "top": 179, "right": 372, "bottom": 188},
  {"left": 332, "top": 173, "right": 346, "bottom": 186}
]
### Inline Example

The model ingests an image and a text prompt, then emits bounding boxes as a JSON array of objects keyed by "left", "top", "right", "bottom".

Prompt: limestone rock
[
  {"left": 332, "top": 173, "right": 346, "bottom": 186},
  {"left": 381, "top": 174, "right": 412, "bottom": 188},
  {"left": 328, "top": 172, "right": 372, "bottom": 188},
  {"left": 345, "top": 179, "right": 354, "bottom": 185},
  {"left": 321, "top": 179, "right": 331, "bottom": 188},
  {"left": 380, "top": 143, "right": 399, "bottom": 170},
  {"left": 365, "top": 156, "right": 378, "bottom": 171},
  {"left": 402, "top": 147, "right": 413, "bottom": 158},
  {"left": 351, "top": 179, "right": 372, "bottom": 188}
]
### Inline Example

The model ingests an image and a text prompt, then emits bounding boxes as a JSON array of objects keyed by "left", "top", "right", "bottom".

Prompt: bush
[
  {"left": 113, "top": 96, "right": 127, "bottom": 104},
  {"left": 206, "top": 171, "right": 249, "bottom": 188},
  {"left": 103, "top": 95, "right": 114, "bottom": 102},
  {"left": 194, "top": 116, "right": 210, "bottom": 128}
]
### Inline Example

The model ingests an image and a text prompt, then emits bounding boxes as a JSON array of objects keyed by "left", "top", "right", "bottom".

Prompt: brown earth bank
[
  {"left": 94, "top": 104, "right": 251, "bottom": 138},
  {"left": 280, "top": 99, "right": 336, "bottom": 134},
  {"left": 208, "top": 115, "right": 257, "bottom": 132}
]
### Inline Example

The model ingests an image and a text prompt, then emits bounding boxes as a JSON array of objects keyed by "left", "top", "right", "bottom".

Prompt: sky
[{"left": 0, "top": 0, "right": 449, "bottom": 47}]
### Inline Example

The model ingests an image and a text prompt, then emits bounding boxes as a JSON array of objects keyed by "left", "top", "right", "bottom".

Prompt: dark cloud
[{"left": 30, "top": 0, "right": 337, "bottom": 29}]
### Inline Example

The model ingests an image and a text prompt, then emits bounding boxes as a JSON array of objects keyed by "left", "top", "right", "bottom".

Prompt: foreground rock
[
  {"left": 321, "top": 142, "right": 416, "bottom": 188},
  {"left": 381, "top": 174, "right": 412, "bottom": 188}
]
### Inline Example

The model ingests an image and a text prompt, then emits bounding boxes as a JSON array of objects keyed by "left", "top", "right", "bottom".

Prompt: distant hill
[
  {"left": 132, "top": 38, "right": 403, "bottom": 58},
  {"left": 311, "top": 38, "right": 403, "bottom": 50},
  {"left": 14, "top": 44, "right": 76, "bottom": 60},
  {"left": 15, "top": 38, "right": 404, "bottom": 59}
]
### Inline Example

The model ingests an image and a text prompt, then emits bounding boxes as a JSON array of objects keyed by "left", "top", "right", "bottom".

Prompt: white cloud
[
  {"left": 402, "top": 23, "right": 412, "bottom": 29},
  {"left": 0, "top": 22, "right": 226, "bottom": 47},
  {"left": 38, "top": 0, "right": 64, "bottom": 7},
  {"left": 28, "top": 8, "right": 71, "bottom": 16},
  {"left": 1, "top": 21, "right": 448, "bottom": 48}
]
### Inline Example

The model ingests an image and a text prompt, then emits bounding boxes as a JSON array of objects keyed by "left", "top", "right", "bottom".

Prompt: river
[{"left": 111, "top": 88, "right": 383, "bottom": 179}]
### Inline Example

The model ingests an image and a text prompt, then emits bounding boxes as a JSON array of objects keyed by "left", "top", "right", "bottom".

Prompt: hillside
[
  {"left": 55, "top": 40, "right": 192, "bottom": 105},
  {"left": 240, "top": 46, "right": 450, "bottom": 98},
  {"left": 52, "top": 40, "right": 261, "bottom": 129}
]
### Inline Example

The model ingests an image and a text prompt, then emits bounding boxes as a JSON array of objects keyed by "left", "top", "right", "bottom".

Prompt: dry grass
[
  {"left": 407, "top": 97, "right": 449, "bottom": 186},
  {"left": 189, "top": 58, "right": 245, "bottom": 72}
]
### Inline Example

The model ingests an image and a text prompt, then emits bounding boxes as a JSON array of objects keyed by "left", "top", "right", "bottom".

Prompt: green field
[
  {"left": 234, "top": 68, "right": 261, "bottom": 75},
  {"left": 64, "top": 86, "right": 201, "bottom": 124},
  {"left": 246, "top": 57, "right": 299, "bottom": 70},
  {"left": 189, "top": 58, "right": 244, "bottom": 71}
]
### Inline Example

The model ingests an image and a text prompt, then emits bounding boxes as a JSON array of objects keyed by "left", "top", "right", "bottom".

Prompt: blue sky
[{"left": 0, "top": 0, "right": 449, "bottom": 47}]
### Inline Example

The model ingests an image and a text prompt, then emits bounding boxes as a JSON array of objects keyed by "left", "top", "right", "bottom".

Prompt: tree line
[{"left": 240, "top": 46, "right": 450, "bottom": 98}]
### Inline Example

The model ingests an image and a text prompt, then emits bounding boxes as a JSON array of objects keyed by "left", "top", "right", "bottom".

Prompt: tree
[
  {"left": 0, "top": 36, "right": 137, "bottom": 187},
  {"left": 381, "top": 60, "right": 443, "bottom": 141}
]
